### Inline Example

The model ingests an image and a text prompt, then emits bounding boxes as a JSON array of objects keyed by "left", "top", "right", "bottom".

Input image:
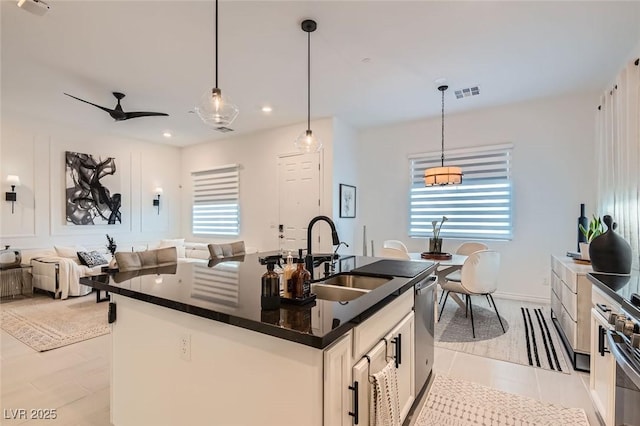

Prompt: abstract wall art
[{"left": 65, "top": 151, "right": 122, "bottom": 225}]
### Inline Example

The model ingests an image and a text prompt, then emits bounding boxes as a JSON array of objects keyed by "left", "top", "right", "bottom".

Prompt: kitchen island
[{"left": 81, "top": 254, "right": 437, "bottom": 426}]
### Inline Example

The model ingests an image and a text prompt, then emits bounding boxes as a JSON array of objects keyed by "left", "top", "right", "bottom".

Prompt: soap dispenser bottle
[
  {"left": 291, "top": 249, "right": 311, "bottom": 299},
  {"left": 261, "top": 261, "right": 281, "bottom": 310},
  {"left": 282, "top": 251, "right": 295, "bottom": 298}
]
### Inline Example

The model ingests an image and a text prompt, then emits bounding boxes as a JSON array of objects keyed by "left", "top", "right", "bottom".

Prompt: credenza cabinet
[{"left": 550, "top": 255, "right": 593, "bottom": 371}]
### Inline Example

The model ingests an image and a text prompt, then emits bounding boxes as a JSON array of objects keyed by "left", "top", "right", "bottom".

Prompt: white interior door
[{"left": 278, "top": 152, "right": 320, "bottom": 254}]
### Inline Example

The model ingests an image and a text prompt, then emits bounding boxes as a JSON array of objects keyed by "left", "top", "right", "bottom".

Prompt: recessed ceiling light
[
  {"left": 261, "top": 106, "right": 273, "bottom": 113},
  {"left": 163, "top": 132, "right": 172, "bottom": 138}
]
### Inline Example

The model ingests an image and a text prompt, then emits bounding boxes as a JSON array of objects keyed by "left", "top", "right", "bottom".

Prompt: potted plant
[
  {"left": 106, "top": 234, "right": 118, "bottom": 268},
  {"left": 578, "top": 215, "right": 603, "bottom": 260},
  {"left": 429, "top": 216, "right": 448, "bottom": 253}
]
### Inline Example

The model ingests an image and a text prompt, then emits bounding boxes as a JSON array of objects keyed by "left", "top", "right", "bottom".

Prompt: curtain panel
[{"left": 596, "top": 58, "right": 640, "bottom": 270}]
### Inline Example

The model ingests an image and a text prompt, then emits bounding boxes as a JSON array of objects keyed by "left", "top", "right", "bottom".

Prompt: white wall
[
  {"left": 180, "top": 118, "right": 335, "bottom": 253},
  {"left": 357, "top": 92, "right": 599, "bottom": 301},
  {"left": 331, "top": 118, "right": 359, "bottom": 255},
  {"left": 0, "top": 111, "right": 181, "bottom": 250}
]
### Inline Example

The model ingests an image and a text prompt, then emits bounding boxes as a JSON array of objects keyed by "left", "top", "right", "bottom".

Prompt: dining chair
[
  {"left": 208, "top": 241, "right": 246, "bottom": 260},
  {"left": 454, "top": 241, "right": 489, "bottom": 256},
  {"left": 444, "top": 242, "right": 489, "bottom": 282},
  {"left": 438, "top": 250, "right": 505, "bottom": 338},
  {"left": 115, "top": 247, "right": 178, "bottom": 272},
  {"left": 380, "top": 247, "right": 411, "bottom": 260},
  {"left": 383, "top": 240, "right": 409, "bottom": 253}
]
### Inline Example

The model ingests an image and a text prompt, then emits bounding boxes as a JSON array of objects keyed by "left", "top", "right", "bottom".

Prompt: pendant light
[
  {"left": 195, "top": 0, "right": 239, "bottom": 128},
  {"left": 294, "top": 19, "right": 322, "bottom": 153},
  {"left": 424, "top": 85, "right": 463, "bottom": 186}
]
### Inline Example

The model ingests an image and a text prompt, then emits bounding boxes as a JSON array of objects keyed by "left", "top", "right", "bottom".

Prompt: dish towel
[{"left": 370, "top": 359, "right": 402, "bottom": 426}]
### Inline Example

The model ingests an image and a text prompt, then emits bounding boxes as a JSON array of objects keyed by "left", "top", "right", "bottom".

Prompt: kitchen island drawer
[{"left": 352, "top": 290, "right": 413, "bottom": 360}]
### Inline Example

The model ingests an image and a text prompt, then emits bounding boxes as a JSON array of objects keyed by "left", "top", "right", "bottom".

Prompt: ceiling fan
[{"left": 63, "top": 92, "right": 169, "bottom": 121}]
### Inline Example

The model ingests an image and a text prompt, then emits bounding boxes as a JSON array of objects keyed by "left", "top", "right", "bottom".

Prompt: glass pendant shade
[
  {"left": 195, "top": 88, "right": 239, "bottom": 127},
  {"left": 294, "top": 129, "right": 322, "bottom": 153},
  {"left": 424, "top": 166, "right": 463, "bottom": 186}
]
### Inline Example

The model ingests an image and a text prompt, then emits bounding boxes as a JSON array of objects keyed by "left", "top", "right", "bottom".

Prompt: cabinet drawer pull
[
  {"left": 348, "top": 381, "right": 359, "bottom": 424},
  {"left": 392, "top": 333, "right": 402, "bottom": 368},
  {"left": 598, "top": 325, "right": 610, "bottom": 356}
]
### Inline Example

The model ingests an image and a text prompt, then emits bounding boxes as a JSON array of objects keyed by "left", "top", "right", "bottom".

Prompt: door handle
[{"left": 348, "top": 381, "right": 359, "bottom": 424}]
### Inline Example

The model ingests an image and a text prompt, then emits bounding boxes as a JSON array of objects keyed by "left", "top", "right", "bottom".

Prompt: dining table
[{"left": 409, "top": 252, "right": 468, "bottom": 308}]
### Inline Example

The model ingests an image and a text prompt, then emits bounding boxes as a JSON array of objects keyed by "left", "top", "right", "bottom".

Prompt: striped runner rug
[
  {"left": 436, "top": 298, "right": 569, "bottom": 373},
  {"left": 521, "top": 307, "right": 564, "bottom": 372}
]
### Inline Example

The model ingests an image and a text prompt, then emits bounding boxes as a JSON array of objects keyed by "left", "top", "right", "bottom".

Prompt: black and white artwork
[
  {"left": 339, "top": 184, "right": 356, "bottom": 218},
  {"left": 65, "top": 151, "right": 122, "bottom": 225}
]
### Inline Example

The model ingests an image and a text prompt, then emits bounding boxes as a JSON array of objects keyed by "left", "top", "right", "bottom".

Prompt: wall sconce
[
  {"left": 153, "top": 187, "right": 163, "bottom": 215},
  {"left": 5, "top": 175, "right": 20, "bottom": 214}
]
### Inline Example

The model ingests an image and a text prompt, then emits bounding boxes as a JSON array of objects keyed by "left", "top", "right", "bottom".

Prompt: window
[
  {"left": 191, "top": 164, "right": 239, "bottom": 236},
  {"left": 409, "top": 144, "right": 513, "bottom": 240}
]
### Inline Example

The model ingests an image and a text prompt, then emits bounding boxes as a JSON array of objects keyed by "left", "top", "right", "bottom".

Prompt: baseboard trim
[{"left": 493, "top": 291, "right": 550, "bottom": 305}]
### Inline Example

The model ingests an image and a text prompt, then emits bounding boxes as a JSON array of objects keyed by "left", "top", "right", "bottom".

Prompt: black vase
[
  {"left": 577, "top": 203, "right": 588, "bottom": 251},
  {"left": 589, "top": 215, "right": 632, "bottom": 274}
]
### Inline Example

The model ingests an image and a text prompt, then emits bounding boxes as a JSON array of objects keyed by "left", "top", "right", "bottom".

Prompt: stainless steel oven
[{"left": 608, "top": 301, "right": 640, "bottom": 425}]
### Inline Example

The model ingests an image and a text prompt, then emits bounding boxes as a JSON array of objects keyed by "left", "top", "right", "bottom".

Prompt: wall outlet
[
  {"left": 542, "top": 277, "right": 549, "bottom": 286},
  {"left": 179, "top": 334, "right": 191, "bottom": 361}
]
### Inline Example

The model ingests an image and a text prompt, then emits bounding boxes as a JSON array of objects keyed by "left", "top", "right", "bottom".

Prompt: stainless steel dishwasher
[{"left": 414, "top": 275, "right": 437, "bottom": 395}]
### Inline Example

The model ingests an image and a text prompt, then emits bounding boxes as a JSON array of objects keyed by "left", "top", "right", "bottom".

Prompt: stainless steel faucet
[{"left": 306, "top": 215, "right": 341, "bottom": 278}]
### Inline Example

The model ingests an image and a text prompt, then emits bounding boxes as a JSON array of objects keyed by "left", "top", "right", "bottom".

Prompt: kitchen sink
[
  {"left": 311, "top": 283, "right": 369, "bottom": 301},
  {"left": 321, "top": 273, "right": 391, "bottom": 290}
]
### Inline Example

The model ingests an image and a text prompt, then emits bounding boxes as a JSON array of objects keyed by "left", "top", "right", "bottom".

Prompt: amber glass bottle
[
  {"left": 261, "top": 262, "right": 281, "bottom": 310},
  {"left": 290, "top": 258, "right": 311, "bottom": 299}
]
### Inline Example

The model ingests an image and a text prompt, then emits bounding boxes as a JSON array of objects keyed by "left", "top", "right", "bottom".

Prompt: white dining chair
[
  {"left": 383, "top": 240, "right": 409, "bottom": 253},
  {"left": 380, "top": 247, "right": 411, "bottom": 260},
  {"left": 444, "top": 242, "right": 489, "bottom": 282},
  {"left": 438, "top": 250, "right": 505, "bottom": 338},
  {"left": 454, "top": 241, "right": 489, "bottom": 256}
]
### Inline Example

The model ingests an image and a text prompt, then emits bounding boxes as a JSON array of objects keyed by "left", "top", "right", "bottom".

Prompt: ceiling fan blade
[
  {"left": 122, "top": 111, "right": 169, "bottom": 120},
  {"left": 64, "top": 93, "right": 115, "bottom": 114}
]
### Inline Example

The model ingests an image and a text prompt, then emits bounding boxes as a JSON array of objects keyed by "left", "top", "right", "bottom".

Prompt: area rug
[
  {"left": 415, "top": 375, "right": 589, "bottom": 426},
  {"left": 1, "top": 294, "right": 109, "bottom": 351},
  {"left": 436, "top": 296, "right": 569, "bottom": 373}
]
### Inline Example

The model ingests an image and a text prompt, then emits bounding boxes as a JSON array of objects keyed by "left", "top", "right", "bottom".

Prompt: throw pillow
[{"left": 77, "top": 250, "right": 109, "bottom": 267}]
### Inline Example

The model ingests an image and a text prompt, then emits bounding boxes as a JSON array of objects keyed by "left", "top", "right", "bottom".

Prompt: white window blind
[
  {"left": 192, "top": 165, "right": 239, "bottom": 236},
  {"left": 409, "top": 144, "right": 513, "bottom": 240},
  {"left": 190, "top": 262, "right": 239, "bottom": 307}
]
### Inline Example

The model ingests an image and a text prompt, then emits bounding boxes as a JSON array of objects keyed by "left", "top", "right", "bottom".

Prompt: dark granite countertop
[
  {"left": 587, "top": 271, "right": 640, "bottom": 319},
  {"left": 81, "top": 253, "right": 437, "bottom": 349}
]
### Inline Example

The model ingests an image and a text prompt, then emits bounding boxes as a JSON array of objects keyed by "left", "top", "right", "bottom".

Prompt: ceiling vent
[
  {"left": 17, "top": 0, "right": 50, "bottom": 16},
  {"left": 454, "top": 86, "right": 480, "bottom": 100},
  {"left": 215, "top": 127, "right": 234, "bottom": 133}
]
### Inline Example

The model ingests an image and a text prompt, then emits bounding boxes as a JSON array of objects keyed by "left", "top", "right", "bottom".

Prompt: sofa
[
  {"left": 26, "top": 246, "right": 112, "bottom": 299},
  {"left": 25, "top": 239, "right": 229, "bottom": 299}
]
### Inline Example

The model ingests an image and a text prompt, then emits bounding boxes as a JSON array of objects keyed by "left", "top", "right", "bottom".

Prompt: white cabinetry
[
  {"left": 109, "top": 288, "right": 416, "bottom": 426},
  {"left": 589, "top": 287, "right": 618, "bottom": 426},
  {"left": 550, "top": 255, "right": 593, "bottom": 370},
  {"left": 386, "top": 312, "right": 415, "bottom": 420},
  {"left": 324, "top": 334, "right": 353, "bottom": 426},
  {"left": 350, "top": 312, "right": 415, "bottom": 425},
  {"left": 324, "top": 290, "right": 415, "bottom": 425}
]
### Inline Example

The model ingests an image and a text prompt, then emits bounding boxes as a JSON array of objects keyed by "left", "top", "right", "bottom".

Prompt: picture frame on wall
[{"left": 339, "top": 184, "right": 356, "bottom": 218}]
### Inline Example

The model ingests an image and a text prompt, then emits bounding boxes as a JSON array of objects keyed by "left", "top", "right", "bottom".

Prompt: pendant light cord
[
  {"left": 441, "top": 88, "right": 445, "bottom": 167},
  {"left": 307, "top": 30, "right": 311, "bottom": 132},
  {"left": 215, "top": 0, "right": 218, "bottom": 89}
]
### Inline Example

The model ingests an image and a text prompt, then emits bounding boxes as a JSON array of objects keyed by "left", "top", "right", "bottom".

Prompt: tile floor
[{"left": 1, "top": 297, "right": 601, "bottom": 426}]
